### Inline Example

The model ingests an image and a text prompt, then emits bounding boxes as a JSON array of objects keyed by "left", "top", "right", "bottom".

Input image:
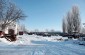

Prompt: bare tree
[
  {"left": 62, "top": 16, "right": 67, "bottom": 33},
  {"left": 50, "top": 29, "right": 55, "bottom": 32},
  {"left": 71, "top": 6, "right": 81, "bottom": 33},
  {"left": 81, "top": 27, "right": 85, "bottom": 34},
  {"left": 0, "top": 0, "right": 26, "bottom": 41},
  {"left": 63, "top": 5, "right": 81, "bottom": 34},
  {"left": 0, "top": 0, "right": 25, "bottom": 31},
  {"left": 66, "top": 11, "right": 73, "bottom": 34},
  {"left": 45, "top": 29, "right": 49, "bottom": 32},
  {"left": 34, "top": 29, "right": 39, "bottom": 32}
]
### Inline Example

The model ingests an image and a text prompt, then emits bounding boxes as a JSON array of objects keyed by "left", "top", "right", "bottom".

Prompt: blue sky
[{"left": 12, "top": 0, "right": 85, "bottom": 31}]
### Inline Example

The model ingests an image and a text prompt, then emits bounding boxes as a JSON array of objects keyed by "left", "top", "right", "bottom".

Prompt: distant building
[{"left": 4, "top": 22, "right": 25, "bottom": 35}]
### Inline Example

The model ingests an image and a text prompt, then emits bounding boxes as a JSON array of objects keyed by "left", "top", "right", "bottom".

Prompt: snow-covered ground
[
  {"left": 0, "top": 34, "right": 68, "bottom": 45},
  {"left": 0, "top": 34, "right": 85, "bottom": 55}
]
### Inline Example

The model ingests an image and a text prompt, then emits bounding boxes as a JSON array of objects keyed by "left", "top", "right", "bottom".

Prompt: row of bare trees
[
  {"left": 0, "top": 0, "right": 25, "bottom": 31},
  {"left": 62, "top": 5, "right": 81, "bottom": 34}
]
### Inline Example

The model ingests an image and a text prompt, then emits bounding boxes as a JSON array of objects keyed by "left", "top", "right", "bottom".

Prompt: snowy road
[{"left": 0, "top": 41, "right": 85, "bottom": 55}]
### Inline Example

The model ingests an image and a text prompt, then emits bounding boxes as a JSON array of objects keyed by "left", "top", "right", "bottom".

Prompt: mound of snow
[
  {"left": 0, "top": 38, "right": 14, "bottom": 45},
  {"left": 0, "top": 34, "right": 68, "bottom": 45}
]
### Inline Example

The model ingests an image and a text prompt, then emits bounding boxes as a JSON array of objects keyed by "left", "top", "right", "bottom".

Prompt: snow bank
[{"left": 0, "top": 34, "right": 68, "bottom": 45}]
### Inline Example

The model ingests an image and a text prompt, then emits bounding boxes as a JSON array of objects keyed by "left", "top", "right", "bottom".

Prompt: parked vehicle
[{"left": 19, "top": 31, "right": 23, "bottom": 35}]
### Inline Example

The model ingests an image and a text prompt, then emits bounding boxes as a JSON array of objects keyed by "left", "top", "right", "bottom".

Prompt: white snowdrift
[{"left": 0, "top": 34, "right": 68, "bottom": 45}]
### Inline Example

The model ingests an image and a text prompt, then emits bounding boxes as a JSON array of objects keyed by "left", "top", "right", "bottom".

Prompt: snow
[
  {"left": 0, "top": 34, "right": 66, "bottom": 45},
  {"left": 0, "top": 34, "right": 85, "bottom": 55}
]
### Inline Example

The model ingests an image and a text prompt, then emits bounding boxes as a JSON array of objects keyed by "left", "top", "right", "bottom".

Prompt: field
[{"left": 0, "top": 34, "right": 85, "bottom": 55}]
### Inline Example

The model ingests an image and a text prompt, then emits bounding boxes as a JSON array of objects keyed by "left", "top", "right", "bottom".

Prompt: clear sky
[{"left": 11, "top": 0, "right": 85, "bottom": 31}]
